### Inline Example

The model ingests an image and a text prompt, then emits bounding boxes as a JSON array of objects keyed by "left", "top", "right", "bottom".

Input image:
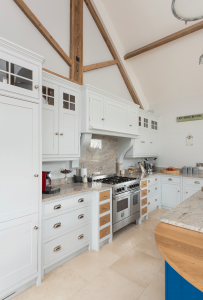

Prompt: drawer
[
  {"left": 141, "top": 180, "right": 147, "bottom": 188},
  {"left": 141, "top": 198, "right": 147, "bottom": 207},
  {"left": 141, "top": 189, "right": 147, "bottom": 198},
  {"left": 147, "top": 184, "right": 159, "bottom": 196},
  {"left": 184, "top": 178, "right": 203, "bottom": 186},
  {"left": 147, "top": 176, "right": 159, "bottom": 186},
  {"left": 148, "top": 195, "right": 160, "bottom": 208},
  {"left": 44, "top": 193, "right": 90, "bottom": 216},
  {"left": 100, "top": 225, "right": 110, "bottom": 239},
  {"left": 142, "top": 206, "right": 147, "bottom": 215},
  {"left": 100, "top": 190, "right": 111, "bottom": 202},
  {"left": 100, "top": 214, "right": 110, "bottom": 227},
  {"left": 162, "top": 176, "right": 181, "bottom": 184},
  {"left": 44, "top": 223, "right": 91, "bottom": 266},
  {"left": 44, "top": 206, "right": 91, "bottom": 241},
  {"left": 100, "top": 202, "right": 110, "bottom": 214}
]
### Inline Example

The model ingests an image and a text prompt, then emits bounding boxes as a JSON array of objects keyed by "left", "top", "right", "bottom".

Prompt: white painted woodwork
[
  {"left": 44, "top": 223, "right": 91, "bottom": 267},
  {"left": 184, "top": 186, "right": 201, "bottom": 201},
  {"left": 89, "top": 92, "right": 105, "bottom": 129},
  {"left": 184, "top": 178, "right": 203, "bottom": 186},
  {"left": 148, "top": 194, "right": 160, "bottom": 213},
  {"left": 105, "top": 98, "right": 128, "bottom": 133},
  {"left": 44, "top": 205, "right": 91, "bottom": 241},
  {"left": 162, "top": 176, "right": 181, "bottom": 184},
  {"left": 128, "top": 107, "right": 138, "bottom": 134},
  {"left": 161, "top": 183, "right": 181, "bottom": 208},
  {"left": 0, "top": 96, "right": 39, "bottom": 222},
  {"left": 44, "top": 193, "right": 91, "bottom": 217},
  {"left": 0, "top": 213, "right": 38, "bottom": 293},
  {"left": 149, "top": 131, "right": 159, "bottom": 154},
  {"left": 147, "top": 176, "right": 159, "bottom": 186},
  {"left": 141, "top": 124, "right": 149, "bottom": 154},
  {"left": 42, "top": 81, "right": 59, "bottom": 155},
  {"left": 147, "top": 183, "right": 159, "bottom": 197}
]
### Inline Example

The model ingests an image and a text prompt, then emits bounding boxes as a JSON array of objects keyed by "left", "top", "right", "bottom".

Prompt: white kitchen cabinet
[
  {"left": 184, "top": 186, "right": 200, "bottom": 201},
  {"left": 161, "top": 183, "right": 181, "bottom": 208},
  {"left": 0, "top": 37, "right": 44, "bottom": 102},
  {"left": 0, "top": 213, "right": 38, "bottom": 294},
  {"left": 125, "top": 110, "right": 159, "bottom": 158},
  {"left": 81, "top": 84, "right": 140, "bottom": 138},
  {"left": 89, "top": 92, "right": 105, "bottom": 129},
  {"left": 0, "top": 96, "right": 39, "bottom": 222},
  {"left": 42, "top": 71, "right": 80, "bottom": 161}
]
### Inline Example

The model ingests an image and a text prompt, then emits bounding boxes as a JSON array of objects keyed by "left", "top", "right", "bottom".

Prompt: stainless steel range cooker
[{"left": 93, "top": 174, "right": 141, "bottom": 233}]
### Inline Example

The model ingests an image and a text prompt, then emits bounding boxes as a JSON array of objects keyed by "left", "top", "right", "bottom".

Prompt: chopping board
[{"left": 161, "top": 169, "right": 180, "bottom": 174}]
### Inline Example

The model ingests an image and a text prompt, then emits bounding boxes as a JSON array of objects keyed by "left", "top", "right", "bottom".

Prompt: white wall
[{"left": 150, "top": 94, "right": 203, "bottom": 168}]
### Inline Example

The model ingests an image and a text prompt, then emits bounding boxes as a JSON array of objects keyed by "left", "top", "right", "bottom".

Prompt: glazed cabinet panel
[
  {"left": 0, "top": 214, "right": 38, "bottom": 293},
  {"left": 59, "top": 87, "right": 79, "bottom": 155},
  {"left": 0, "top": 96, "right": 39, "bottom": 222},
  {"left": 42, "top": 81, "right": 59, "bottom": 155}
]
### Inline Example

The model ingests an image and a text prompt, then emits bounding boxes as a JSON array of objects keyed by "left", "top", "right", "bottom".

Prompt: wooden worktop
[{"left": 155, "top": 222, "right": 203, "bottom": 292}]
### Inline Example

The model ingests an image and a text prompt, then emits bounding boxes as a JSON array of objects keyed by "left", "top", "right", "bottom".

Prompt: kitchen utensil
[
  {"left": 80, "top": 168, "right": 87, "bottom": 177},
  {"left": 138, "top": 162, "right": 147, "bottom": 174},
  {"left": 88, "top": 175, "right": 92, "bottom": 183},
  {"left": 73, "top": 175, "right": 83, "bottom": 183}
]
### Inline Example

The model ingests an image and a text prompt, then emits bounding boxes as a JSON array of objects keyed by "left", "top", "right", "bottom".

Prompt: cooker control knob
[
  {"left": 124, "top": 185, "right": 127, "bottom": 191},
  {"left": 122, "top": 187, "right": 124, "bottom": 191}
]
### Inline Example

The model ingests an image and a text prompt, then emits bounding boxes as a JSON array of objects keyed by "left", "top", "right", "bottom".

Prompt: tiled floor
[{"left": 13, "top": 209, "right": 168, "bottom": 300}]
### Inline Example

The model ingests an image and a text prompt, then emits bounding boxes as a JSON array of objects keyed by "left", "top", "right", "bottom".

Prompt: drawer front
[
  {"left": 162, "top": 176, "right": 181, "bottom": 184},
  {"left": 147, "top": 177, "right": 159, "bottom": 186},
  {"left": 100, "top": 225, "right": 110, "bottom": 239},
  {"left": 44, "top": 223, "right": 91, "bottom": 266},
  {"left": 147, "top": 184, "right": 159, "bottom": 196},
  {"left": 100, "top": 214, "right": 110, "bottom": 227},
  {"left": 142, "top": 206, "right": 148, "bottom": 215},
  {"left": 100, "top": 202, "right": 110, "bottom": 214},
  {"left": 44, "top": 206, "right": 91, "bottom": 241},
  {"left": 100, "top": 190, "right": 111, "bottom": 202},
  {"left": 44, "top": 194, "right": 90, "bottom": 216},
  {"left": 148, "top": 195, "right": 160, "bottom": 208},
  {"left": 141, "top": 189, "right": 148, "bottom": 198},
  {"left": 141, "top": 198, "right": 147, "bottom": 207},
  {"left": 141, "top": 180, "right": 147, "bottom": 188},
  {"left": 185, "top": 178, "right": 203, "bottom": 186}
]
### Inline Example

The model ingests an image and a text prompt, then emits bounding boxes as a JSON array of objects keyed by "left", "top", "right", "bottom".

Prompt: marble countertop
[
  {"left": 160, "top": 190, "right": 203, "bottom": 233},
  {"left": 42, "top": 182, "right": 114, "bottom": 203},
  {"left": 122, "top": 170, "right": 203, "bottom": 180}
]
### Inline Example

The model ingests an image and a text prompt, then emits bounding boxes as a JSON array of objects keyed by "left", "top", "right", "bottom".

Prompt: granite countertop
[
  {"left": 160, "top": 190, "right": 203, "bottom": 233},
  {"left": 122, "top": 170, "right": 203, "bottom": 180},
  {"left": 42, "top": 182, "right": 114, "bottom": 203}
]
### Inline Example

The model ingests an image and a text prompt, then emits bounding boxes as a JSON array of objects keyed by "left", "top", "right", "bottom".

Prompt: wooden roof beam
[
  {"left": 13, "top": 0, "right": 72, "bottom": 67},
  {"left": 124, "top": 20, "right": 203, "bottom": 60},
  {"left": 83, "top": 60, "right": 117, "bottom": 72}
]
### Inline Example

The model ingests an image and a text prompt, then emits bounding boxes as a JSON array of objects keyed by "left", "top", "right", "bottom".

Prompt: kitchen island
[{"left": 155, "top": 190, "right": 203, "bottom": 299}]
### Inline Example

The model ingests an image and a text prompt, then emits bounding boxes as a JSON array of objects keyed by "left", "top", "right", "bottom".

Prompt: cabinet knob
[
  {"left": 54, "top": 204, "right": 61, "bottom": 210},
  {"left": 168, "top": 178, "right": 173, "bottom": 181},
  {"left": 54, "top": 245, "right": 61, "bottom": 252},
  {"left": 155, "top": 188, "right": 157, "bottom": 190},
  {"left": 55, "top": 132, "right": 59, "bottom": 135},
  {"left": 103, "top": 207, "right": 108, "bottom": 209},
  {"left": 155, "top": 178, "right": 157, "bottom": 181},
  {"left": 60, "top": 133, "right": 63, "bottom": 136},
  {"left": 155, "top": 199, "right": 157, "bottom": 202},
  {"left": 104, "top": 195, "right": 108, "bottom": 198},
  {"left": 78, "top": 198, "right": 84, "bottom": 203},
  {"left": 78, "top": 234, "right": 84, "bottom": 240},
  {"left": 150, "top": 142, "right": 153, "bottom": 144},
  {"left": 178, "top": 191, "right": 180, "bottom": 192},
  {"left": 104, "top": 219, "right": 108, "bottom": 222},
  {"left": 186, "top": 192, "right": 188, "bottom": 194},
  {"left": 102, "top": 118, "right": 105, "bottom": 121},
  {"left": 53, "top": 222, "right": 61, "bottom": 229},
  {"left": 148, "top": 190, "right": 150, "bottom": 193},
  {"left": 104, "top": 231, "right": 108, "bottom": 234},
  {"left": 130, "top": 124, "right": 132, "bottom": 126},
  {"left": 195, "top": 181, "right": 200, "bottom": 184},
  {"left": 148, "top": 180, "right": 150, "bottom": 183},
  {"left": 34, "top": 174, "right": 39, "bottom": 177},
  {"left": 35, "top": 85, "right": 39, "bottom": 89},
  {"left": 78, "top": 214, "right": 84, "bottom": 219},
  {"left": 34, "top": 226, "right": 38, "bottom": 230},
  {"left": 148, "top": 202, "right": 150, "bottom": 205}
]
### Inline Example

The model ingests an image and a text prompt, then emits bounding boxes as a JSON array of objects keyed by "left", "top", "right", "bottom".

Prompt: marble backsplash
[{"left": 79, "top": 134, "right": 118, "bottom": 176}]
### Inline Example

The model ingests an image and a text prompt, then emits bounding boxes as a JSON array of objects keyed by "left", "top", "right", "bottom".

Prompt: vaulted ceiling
[{"left": 101, "top": 0, "right": 203, "bottom": 105}]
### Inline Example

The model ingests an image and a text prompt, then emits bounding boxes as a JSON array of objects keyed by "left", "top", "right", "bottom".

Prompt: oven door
[
  {"left": 113, "top": 193, "right": 131, "bottom": 225},
  {"left": 130, "top": 190, "right": 140, "bottom": 216}
]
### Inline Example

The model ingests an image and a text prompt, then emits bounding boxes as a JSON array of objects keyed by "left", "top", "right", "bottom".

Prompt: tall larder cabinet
[{"left": 0, "top": 37, "right": 45, "bottom": 300}]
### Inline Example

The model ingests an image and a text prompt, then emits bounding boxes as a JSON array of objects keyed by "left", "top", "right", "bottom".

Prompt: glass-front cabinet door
[{"left": 0, "top": 51, "right": 39, "bottom": 100}]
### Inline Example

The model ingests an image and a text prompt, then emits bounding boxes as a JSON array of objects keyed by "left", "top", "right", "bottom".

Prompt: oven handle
[
  {"left": 113, "top": 192, "right": 131, "bottom": 200},
  {"left": 130, "top": 190, "right": 141, "bottom": 196}
]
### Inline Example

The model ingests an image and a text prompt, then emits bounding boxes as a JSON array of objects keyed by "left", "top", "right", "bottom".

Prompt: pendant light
[{"left": 172, "top": 0, "right": 203, "bottom": 25}]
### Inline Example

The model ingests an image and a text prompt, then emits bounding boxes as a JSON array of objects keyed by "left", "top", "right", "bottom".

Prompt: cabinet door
[
  {"left": 161, "top": 184, "right": 181, "bottom": 208},
  {"left": 105, "top": 98, "right": 128, "bottom": 133},
  {"left": 128, "top": 108, "right": 138, "bottom": 134},
  {"left": 141, "top": 117, "right": 149, "bottom": 154},
  {"left": 0, "top": 214, "right": 38, "bottom": 293},
  {"left": 59, "top": 87, "right": 79, "bottom": 155},
  {"left": 149, "top": 130, "right": 159, "bottom": 154},
  {"left": 0, "top": 96, "right": 39, "bottom": 222},
  {"left": 184, "top": 186, "right": 200, "bottom": 201},
  {"left": 89, "top": 92, "right": 105, "bottom": 129},
  {"left": 42, "top": 81, "right": 59, "bottom": 155}
]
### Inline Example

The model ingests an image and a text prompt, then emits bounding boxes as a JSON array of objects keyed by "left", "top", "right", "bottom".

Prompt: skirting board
[{"left": 1, "top": 279, "right": 36, "bottom": 300}]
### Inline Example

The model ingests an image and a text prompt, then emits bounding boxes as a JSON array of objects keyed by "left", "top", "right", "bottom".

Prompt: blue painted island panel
[{"left": 165, "top": 261, "right": 203, "bottom": 300}]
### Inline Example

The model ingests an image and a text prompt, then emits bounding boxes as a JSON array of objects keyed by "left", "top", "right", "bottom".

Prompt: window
[
  {"left": 42, "top": 86, "right": 54, "bottom": 106},
  {"left": 151, "top": 120, "right": 158, "bottom": 130},
  {"left": 144, "top": 118, "right": 148, "bottom": 128},
  {"left": 139, "top": 116, "right": 141, "bottom": 127},
  {"left": 63, "top": 92, "right": 75, "bottom": 111},
  {"left": 0, "top": 58, "right": 33, "bottom": 90}
]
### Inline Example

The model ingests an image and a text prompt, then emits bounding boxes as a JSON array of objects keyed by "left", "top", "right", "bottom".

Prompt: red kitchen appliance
[{"left": 42, "top": 171, "right": 60, "bottom": 194}]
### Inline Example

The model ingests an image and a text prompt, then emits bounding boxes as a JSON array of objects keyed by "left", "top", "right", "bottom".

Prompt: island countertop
[
  {"left": 160, "top": 190, "right": 203, "bottom": 233},
  {"left": 42, "top": 182, "right": 114, "bottom": 203}
]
